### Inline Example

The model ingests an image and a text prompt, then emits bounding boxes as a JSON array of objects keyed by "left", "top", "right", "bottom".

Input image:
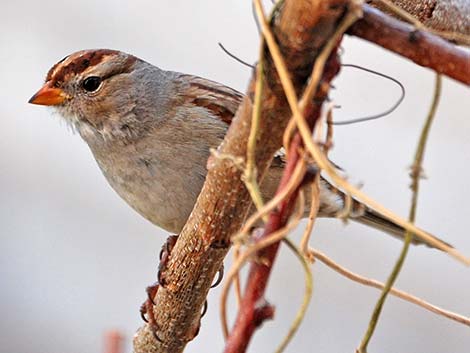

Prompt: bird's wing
[{"left": 178, "top": 74, "right": 244, "bottom": 126}]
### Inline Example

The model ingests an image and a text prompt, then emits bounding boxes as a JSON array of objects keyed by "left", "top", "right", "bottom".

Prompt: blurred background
[{"left": 1, "top": 1, "right": 469, "bottom": 352}]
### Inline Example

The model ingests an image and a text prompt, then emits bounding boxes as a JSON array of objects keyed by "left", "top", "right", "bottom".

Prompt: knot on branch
[
  {"left": 409, "top": 163, "right": 427, "bottom": 181},
  {"left": 208, "top": 148, "right": 245, "bottom": 171},
  {"left": 253, "top": 300, "right": 276, "bottom": 328}
]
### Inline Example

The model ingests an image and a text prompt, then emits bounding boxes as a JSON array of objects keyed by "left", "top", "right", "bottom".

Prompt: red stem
[
  {"left": 223, "top": 50, "right": 340, "bottom": 352},
  {"left": 223, "top": 135, "right": 303, "bottom": 353}
]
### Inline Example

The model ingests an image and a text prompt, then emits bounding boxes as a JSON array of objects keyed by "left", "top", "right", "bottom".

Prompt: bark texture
[
  {"left": 369, "top": 0, "right": 470, "bottom": 37},
  {"left": 349, "top": 4, "right": 470, "bottom": 85}
]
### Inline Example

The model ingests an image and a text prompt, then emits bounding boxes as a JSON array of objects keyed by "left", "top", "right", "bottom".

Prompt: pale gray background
[{"left": 1, "top": 1, "right": 469, "bottom": 352}]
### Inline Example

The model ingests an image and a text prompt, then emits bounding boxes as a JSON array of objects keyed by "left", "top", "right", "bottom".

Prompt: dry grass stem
[
  {"left": 243, "top": 48, "right": 266, "bottom": 215},
  {"left": 232, "top": 246, "right": 243, "bottom": 307},
  {"left": 311, "top": 248, "right": 470, "bottom": 327},
  {"left": 275, "top": 236, "right": 313, "bottom": 353},
  {"left": 300, "top": 179, "right": 321, "bottom": 258}
]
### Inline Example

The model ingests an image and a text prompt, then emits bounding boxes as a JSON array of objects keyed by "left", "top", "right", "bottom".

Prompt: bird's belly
[
  {"left": 94, "top": 153, "right": 202, "bottom": 233},
  {"left": 110, "top": 175, "right": 192, "bottom": 233}
]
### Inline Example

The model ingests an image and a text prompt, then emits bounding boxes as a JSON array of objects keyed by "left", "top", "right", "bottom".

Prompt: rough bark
[
  {"left": 368, "top": 0, "right": 470, "bottom": 38},
  {"left": 133, "top": 1, "right": 351, "bottom": 352}
]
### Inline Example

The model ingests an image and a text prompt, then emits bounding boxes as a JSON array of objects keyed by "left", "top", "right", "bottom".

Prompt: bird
[{"left": 28, "top": 49, "right": 443, "bottom": 248}]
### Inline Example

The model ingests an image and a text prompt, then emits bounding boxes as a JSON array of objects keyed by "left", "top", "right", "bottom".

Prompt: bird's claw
[{"left": 139, "top": 234, "right": 179, "bottom": 342}]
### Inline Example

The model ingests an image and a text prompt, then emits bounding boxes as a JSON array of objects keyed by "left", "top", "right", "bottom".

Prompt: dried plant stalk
[{"left": 311, "top": 249, "right": 470, "bottom": 327}]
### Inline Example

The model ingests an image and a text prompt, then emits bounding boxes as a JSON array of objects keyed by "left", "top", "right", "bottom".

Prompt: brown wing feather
[{"left": 178, "top": 74, "right": 244, "bottom": 125}]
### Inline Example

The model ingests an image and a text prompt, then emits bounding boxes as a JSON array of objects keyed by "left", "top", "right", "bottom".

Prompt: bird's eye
[{"left": 82, "top": 76, "right": 102, "bottom": 92}]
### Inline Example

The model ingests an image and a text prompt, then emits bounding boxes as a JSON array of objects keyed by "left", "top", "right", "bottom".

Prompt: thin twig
[
  {"left": 275, "top": 236, "right": 313, "bottom": 353},
  {"left": 332, "top": 64, "right": 406, "bottom": 125},
  {"left": 300, "top": 177, "right": 320, "bottom": 258},
  {"left": 243, "top": 48, "right": 266, "bottom": 216},
  {"left": 232, "top": 245, "right": 243, "bottom": 307},
  {"left": 311, "top": 248, "right": 470, "bottom": 327},
  {"left": 357, "top": 74, "right": 443, "bottom": 353}
]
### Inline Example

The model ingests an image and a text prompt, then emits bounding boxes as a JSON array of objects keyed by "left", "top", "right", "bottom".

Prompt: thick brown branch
[
  {"left": 349, "top": 4, "right": 470, "bottom": 85},
  {"left": 132, "top": 1, "right": 350, "bottom": 352},
  {"left": 369, "top": 0, "right": 470, "bottom": 39}
]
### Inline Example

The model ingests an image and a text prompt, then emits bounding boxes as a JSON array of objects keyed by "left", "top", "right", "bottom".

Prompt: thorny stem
[
  {"left": 221, "top": 139, "right": 308, "bottom": 341},
  {"left": 357, "top": 74, "right": 442, "bottom": 353}
]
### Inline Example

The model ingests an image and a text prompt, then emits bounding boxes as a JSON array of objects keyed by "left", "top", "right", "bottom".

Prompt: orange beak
[{"left": 28, "top": 82, "right": 69, "bottom": 106}]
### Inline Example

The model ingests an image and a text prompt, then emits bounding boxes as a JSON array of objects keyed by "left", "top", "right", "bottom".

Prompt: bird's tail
[
  {"left": 352, "top": 206, "right": 452, "bottom": 249},
  {"left": 316, "top": 177, "right": 452, "bottom": 250}
]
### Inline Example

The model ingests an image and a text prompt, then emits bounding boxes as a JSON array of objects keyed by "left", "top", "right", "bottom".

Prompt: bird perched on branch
[{"left": 29, "top": 49, "right": 444, "bottom": 248}]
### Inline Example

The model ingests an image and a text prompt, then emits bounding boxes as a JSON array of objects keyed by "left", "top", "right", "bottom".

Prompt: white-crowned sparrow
[{"left": 28, "top": 49, "right": 442, "bottom": 247}]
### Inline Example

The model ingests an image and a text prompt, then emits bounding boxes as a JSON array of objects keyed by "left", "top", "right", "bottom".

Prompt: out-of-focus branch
[
  {"left": 133, "top": 1, "right": 352, "bottom": 352},
  {"left": 348, "top": 4, "right": 470, "bottom": 85},
  {"left": 103, "top": 331, "right": 124, "bottom": 353}
]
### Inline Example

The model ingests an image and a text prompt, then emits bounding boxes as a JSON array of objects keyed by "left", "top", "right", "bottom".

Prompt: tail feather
[
  {"left": 315, "top": 176, "right": 452, "bottom": 250},
  {"left": 353, "top": 207, "right": 453, "bottom": 249}
]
